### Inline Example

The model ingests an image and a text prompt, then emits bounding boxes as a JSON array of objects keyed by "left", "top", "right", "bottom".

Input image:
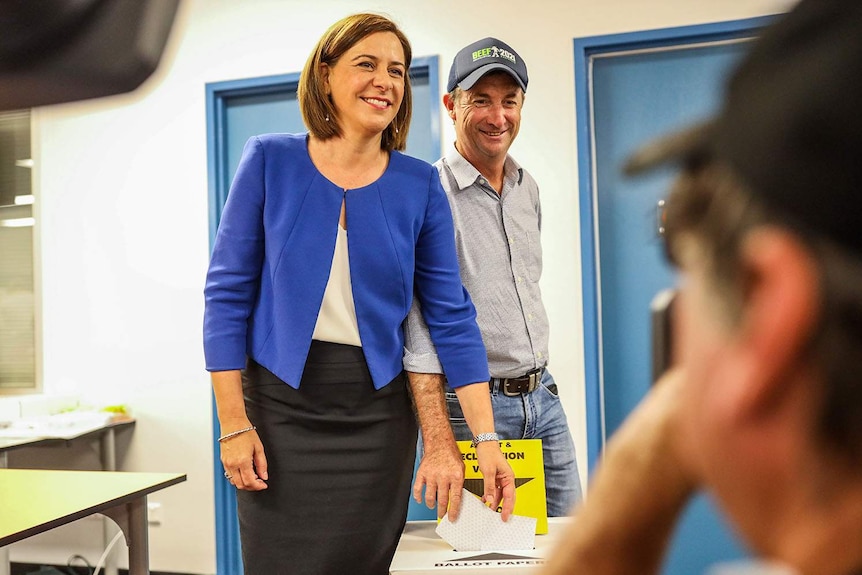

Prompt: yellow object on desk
[{"left": 458, "top": 439, "right": 548, "bottom": 534}]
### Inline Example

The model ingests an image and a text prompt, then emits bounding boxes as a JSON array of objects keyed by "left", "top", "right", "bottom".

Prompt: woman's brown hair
[{"left": 298, "top": 13, "right": 412, "bottom": 151}]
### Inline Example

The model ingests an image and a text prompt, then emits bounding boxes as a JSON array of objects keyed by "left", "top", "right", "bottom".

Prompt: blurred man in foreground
[{"left": 542, "top": 0, "right": 862, "bottom": 574}]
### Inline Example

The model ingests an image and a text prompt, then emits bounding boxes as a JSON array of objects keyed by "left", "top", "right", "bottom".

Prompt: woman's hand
[
  {"left": 220, "top": 422, "right": 268, "bottom": 491},
  {"left": 475, "top": 440, "right": 516, "bottom": 520},
  {"left": 454, "top": 382, "right": 517, "bottom": 520},
  {"left": 211, "top": 370, "right": 268, "bottom": 491}
]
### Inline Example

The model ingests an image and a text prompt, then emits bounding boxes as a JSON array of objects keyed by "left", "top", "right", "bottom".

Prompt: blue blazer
[{"left": 203, "top": 133, "right": 489, "bottom": 390}]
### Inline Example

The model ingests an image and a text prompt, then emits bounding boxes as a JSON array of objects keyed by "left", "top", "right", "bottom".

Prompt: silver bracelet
[
  {"left": 471, "top": 432, "right": 500, "bottom": 448},
  {"left": 218, "top": 425, "right": 256, "bottom": 443}
]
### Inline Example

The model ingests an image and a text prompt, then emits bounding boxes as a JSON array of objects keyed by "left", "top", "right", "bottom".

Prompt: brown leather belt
[{"left": 490, "top": 368, "right": 544, "bottom": 397}]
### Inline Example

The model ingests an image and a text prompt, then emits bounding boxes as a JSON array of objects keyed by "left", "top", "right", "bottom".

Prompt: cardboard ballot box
[{"left": 389, "top": 517, "right": 571, "bottom": 575}]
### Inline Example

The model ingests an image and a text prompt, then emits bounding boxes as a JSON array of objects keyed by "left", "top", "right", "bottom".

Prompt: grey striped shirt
[{"left": 403, "top": 146, "right": 549, "bottom": 379}]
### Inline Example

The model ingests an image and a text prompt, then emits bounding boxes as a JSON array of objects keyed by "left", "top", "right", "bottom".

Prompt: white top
[{"left": 312, "top": 225, "right": 361, "bottom": 346}]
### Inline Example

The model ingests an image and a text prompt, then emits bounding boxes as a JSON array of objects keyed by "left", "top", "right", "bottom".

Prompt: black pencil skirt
[{"left": 237, "top": 341, "right": 418, "bottom": 575}]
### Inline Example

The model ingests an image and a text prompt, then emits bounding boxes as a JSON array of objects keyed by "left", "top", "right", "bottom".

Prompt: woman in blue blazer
[{"left": 203, "top": 13, "right": 514, "bottom": 575}]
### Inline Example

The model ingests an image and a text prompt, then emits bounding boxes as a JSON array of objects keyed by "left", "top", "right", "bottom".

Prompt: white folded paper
[{"left": 435, "top": 488, "right": 536, "bottom": 551}]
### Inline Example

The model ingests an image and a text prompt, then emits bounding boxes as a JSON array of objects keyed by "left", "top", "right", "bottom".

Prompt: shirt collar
[{"left": 444, "top": 144, "right": 523, "bottom": 192}]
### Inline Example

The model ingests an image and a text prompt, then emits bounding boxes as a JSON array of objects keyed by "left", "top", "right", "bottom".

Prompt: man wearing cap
[
  {"left": 405, "top": 38, "right": 582, "bottom": 518},
  {"left": 541, "top": 0, "right": 862, "bottom": 573}
]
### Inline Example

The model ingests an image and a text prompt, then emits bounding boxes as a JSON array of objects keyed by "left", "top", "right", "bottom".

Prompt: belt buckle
[
  {"left": 501, "top": 368, "right": 543, "bottom": 396},
  {"left": 501, "top": 378, "right": 521, "bottom": 397}
]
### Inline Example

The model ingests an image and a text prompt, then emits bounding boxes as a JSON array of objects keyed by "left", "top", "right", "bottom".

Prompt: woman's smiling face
[{"left": 323, "top": 31, "right": 406, "bottom": 141}]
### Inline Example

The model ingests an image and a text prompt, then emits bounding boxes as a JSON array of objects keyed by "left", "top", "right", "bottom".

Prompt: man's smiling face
[{"left": 448, "top": 71, "right": 523, "bottom": 166}]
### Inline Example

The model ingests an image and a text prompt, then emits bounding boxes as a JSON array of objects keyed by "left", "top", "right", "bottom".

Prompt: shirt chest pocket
[{"left": 522, "top": 230, "right": 543, "bottom": 282}]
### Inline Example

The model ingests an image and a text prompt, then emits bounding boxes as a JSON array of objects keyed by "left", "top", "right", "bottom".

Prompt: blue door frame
[
  {"left": 205, "top": 56, "right": 440, "bottom": 575},
  {"left": 574, "top": 16, "right": 776, "bottom": 470}
]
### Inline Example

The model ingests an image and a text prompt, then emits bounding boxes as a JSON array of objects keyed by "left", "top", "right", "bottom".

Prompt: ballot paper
[{"left": 435, "top": 488, "right": 537, "bottom": 551}]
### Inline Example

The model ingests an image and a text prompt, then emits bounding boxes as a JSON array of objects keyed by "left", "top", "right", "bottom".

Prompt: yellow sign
[{"left": 458, "top": 438, "right": 548, "bottom": 534}]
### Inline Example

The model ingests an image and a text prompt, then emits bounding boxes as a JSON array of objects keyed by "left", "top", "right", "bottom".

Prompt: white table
[{"left": 390, "top": 517, "right": 571, "bottom": 574}]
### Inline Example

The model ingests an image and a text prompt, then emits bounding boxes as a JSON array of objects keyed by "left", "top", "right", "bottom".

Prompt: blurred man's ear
[
  {"left": 0, "top": 0, "right": 180, "bottom": 110},
  {"left": 723, "top": 227, "right": 820, "bottom": 417}
]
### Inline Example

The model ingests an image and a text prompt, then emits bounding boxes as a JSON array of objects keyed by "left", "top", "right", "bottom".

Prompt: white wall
[{"left": 16, "top": 0, "right": 793, "bottom": 572}]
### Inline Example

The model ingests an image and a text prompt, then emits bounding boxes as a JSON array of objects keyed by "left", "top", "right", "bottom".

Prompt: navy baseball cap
[
  {"left": 447, "top": 37, "right": 528, "bottom": 93},
  {"left": 624, "top": 0, "right": 862, "bottom": 256}
]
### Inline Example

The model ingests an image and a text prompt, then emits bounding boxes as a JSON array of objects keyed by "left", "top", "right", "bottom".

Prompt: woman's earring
[{"left": 325, "top": 114, "right": 330, "bottom": 122}]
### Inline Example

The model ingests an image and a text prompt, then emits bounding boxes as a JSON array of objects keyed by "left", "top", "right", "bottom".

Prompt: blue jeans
[{"left": 444, "top": 369, "right": 583, "bottom": 517}]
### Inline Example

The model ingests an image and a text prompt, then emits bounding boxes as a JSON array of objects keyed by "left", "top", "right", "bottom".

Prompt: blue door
[
  {"left": 206, "top": 57, "right": 441, "bottom": 575},
  {"left": 576, "top": 18, "right": 773, "bottom": 575}
]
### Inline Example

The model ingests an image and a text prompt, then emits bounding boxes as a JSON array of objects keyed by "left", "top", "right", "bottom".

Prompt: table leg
[
  {"left": 102, "top": 497, "right": 150, "bottom": 575},
  {"left": 126, "top": 498, "right": 149, "bottom": 575},
  {"left": 100, "top": 428, "right": 119, "bottom": 575},
  {"left": 100, "top": 428, "right": 116, "bottom": 471},
  {"left": 0, "top": 453, "right": 8, "bottom": 575},
  {"left": 0, "top": 546, "right": 9, "bottom": 575}
]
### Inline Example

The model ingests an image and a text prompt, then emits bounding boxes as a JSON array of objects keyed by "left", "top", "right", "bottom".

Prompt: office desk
[
  {"left": 0, "top": 420, "right": 134, "bottom": 575},
  {"left": 0, "top": 469, "right": 186, "bottom": 575},
  {"left": 0, "top": 418, "right": 135, "bottom": 469},
  {"left": 390, "top": 517, "right": 571, "bottom": 575}
]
